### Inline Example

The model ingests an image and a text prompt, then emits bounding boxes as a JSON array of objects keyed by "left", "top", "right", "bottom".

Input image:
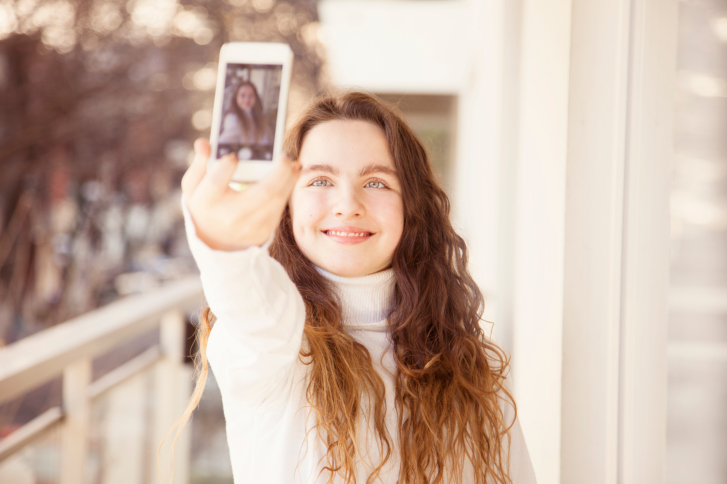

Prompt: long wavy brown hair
[{"left": 167, "top": 91, "right": 517, "bottom": 484}]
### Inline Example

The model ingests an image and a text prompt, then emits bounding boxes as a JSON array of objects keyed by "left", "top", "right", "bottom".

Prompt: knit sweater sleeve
[{"left": 181, "top": 195, "right": 306, "bottom": 409}]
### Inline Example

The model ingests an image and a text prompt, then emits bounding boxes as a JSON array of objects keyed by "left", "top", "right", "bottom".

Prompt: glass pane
[
  {"left": 668, "top": 0, "right": 727, "bottom": 482},
  {"left": 375, "top": 94, "right": 457, "bottom": 193},
  {"left": 667, "top": 360, "right": 727, "bottom": 484}
]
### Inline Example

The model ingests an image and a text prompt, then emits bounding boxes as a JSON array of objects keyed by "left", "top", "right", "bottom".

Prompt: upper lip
[{"left": 322, "top": 226, "right": 375, "bottom": 234}]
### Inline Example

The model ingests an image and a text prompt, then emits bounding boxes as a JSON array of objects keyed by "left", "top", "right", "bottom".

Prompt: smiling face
[
  {"left": 290, "top": 120, "right": 405, "bottom": 277},
  {"left": 235, "top": 84, "right": 256, "bottom": 111}
]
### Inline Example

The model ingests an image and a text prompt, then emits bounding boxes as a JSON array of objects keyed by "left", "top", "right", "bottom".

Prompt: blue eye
[
  {"left": 365, "top": 180, "right": 387, "bottom": 189},
  {"left": 310, "top": 178, "right": 331, "bottom": 187}
]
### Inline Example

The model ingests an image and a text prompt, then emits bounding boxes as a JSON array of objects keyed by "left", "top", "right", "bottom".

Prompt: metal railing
[{"left": 0, "top": 276, "right": 203, "bottom": 484}]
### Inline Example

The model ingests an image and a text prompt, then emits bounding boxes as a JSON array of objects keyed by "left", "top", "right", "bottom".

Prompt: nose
[{"left": 331, "top": 186, "right": 365, "bottom": 219}]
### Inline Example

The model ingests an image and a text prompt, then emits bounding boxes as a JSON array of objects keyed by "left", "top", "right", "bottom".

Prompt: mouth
[
  {"left": 323, "top": 230, "right": 372, "bottom": 237},
  {"left": 321, "top": 229, "right": 375, "bottom": 244}
]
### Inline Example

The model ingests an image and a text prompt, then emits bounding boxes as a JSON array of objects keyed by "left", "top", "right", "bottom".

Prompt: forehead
[{"left": 299, "top": 120, "right": 394, "bottom": 170}]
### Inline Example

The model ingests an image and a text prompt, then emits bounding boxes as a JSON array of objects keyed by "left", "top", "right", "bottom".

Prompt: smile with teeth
[{"left": 324, "top": 230, "right": 372, "bottom": 237}]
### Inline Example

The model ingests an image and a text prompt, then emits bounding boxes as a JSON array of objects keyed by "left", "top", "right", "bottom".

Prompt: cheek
[
  {"left": 290, "top": 190, "right": 326, "bottom": 236},
  {"left": 369, "top": 195, "right": 405, "bottom": 243},
  {"left": 389, "top": 200, "right": 405, "bottom": 245}
]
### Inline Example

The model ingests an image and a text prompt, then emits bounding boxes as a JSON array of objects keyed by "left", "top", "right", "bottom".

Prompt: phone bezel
[{"left": 208, "top": 42, "right": 294, "bottom": 183}]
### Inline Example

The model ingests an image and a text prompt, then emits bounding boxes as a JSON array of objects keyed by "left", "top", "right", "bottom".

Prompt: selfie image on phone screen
[{"left": 216, "top": 63, "right": 282, "bottom": 162}]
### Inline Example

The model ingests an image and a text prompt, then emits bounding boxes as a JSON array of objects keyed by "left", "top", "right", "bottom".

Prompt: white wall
[
  {"left": 318, "top": 0, "right": 469, "bottom": 94},
  {"left": 511, "top": 1, "right": 572, "bottom": 482}
]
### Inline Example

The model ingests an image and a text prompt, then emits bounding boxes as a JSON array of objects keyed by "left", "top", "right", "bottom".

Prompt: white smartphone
[{"left": 208, "top": 42, "right": 294, "bottom": 183}]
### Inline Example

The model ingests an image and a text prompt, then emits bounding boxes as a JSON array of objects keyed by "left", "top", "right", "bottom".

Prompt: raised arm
[{"left": 182, "top": 139, "right": 305, "bottom": 408}]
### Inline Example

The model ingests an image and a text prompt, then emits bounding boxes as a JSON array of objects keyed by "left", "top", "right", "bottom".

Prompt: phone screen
[{"left": 215, "top": 63, "right": 283, "bottom": 162}]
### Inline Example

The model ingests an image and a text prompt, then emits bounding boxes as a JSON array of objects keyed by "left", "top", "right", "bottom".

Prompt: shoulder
[{"left": 223, "top": 112, "right": 242, "bottom": 125}]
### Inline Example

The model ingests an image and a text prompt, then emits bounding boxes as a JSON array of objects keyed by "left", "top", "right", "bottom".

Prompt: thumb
[
  {"left": 197, "top": 153, "right": 238, "bottom": 201},
  {"left": 258, "top": 153, "right": 301, "bottom": 197},
  {"left": 208, "top": 154, "right": 238, "bottom": 184},
  {"left": 194, "top": 138, "right": 211, "bottom": 160},
  {"left": 181, "top": 138, "right": 211, "bottom": 197}
]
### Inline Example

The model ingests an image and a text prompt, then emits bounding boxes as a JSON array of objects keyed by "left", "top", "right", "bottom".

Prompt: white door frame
[
  {"left": 558, "top": 1, "right": 677, "bottom": 483},
  {"left": 509, "top": 1, "right": 573, "bottom": 483}
]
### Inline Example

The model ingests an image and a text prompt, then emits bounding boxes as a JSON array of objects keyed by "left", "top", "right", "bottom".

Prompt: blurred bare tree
[{"left": 0, "top": 0, "right": 325, "bottom": 346}]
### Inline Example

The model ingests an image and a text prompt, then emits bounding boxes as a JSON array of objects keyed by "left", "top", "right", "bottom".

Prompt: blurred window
[
  {"left": 376, "top": 94, "right": 456, "bottom": 194},
  {"left": 667, "top": 1, "right": 727, "bottom": 482}
]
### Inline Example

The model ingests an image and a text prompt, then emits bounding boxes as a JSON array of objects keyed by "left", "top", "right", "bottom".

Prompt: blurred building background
[
  {"left": 0, "top": 0, "right": 323, "bottom": 482},
  {"left": 0, "top": 0, "right": 724, "bottom": 483}
]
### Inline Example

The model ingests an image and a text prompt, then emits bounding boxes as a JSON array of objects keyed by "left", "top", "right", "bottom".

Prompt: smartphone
[{"left": 208, "top": 42, "right": 294, "bottom": 183}]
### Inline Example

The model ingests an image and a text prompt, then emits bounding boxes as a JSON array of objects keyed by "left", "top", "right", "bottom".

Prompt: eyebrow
[
  {"left": 302, "top": 164, "right": 339, "bottom": 175},
  {"left": 359, "top": 164, "right": 398, "bottom": 178},
  {"left": 302, "top": 163, "right": 398, "bottom": 178}
]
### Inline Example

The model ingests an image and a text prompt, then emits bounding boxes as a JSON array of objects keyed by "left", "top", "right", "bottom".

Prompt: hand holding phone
[{"left": 182, "top": 139, "right": 301, "bottom": 251}]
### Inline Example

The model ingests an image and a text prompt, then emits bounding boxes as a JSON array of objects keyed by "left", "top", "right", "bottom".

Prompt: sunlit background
[{"left": 0, "top": 0, "right": 725, "bottom": 483}]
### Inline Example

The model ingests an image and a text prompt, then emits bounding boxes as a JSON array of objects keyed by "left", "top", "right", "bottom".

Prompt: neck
[{"left": 315, "top": 266, "right": 396, "bottom": 325}]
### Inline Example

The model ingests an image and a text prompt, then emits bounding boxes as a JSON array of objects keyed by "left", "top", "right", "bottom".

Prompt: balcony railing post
[
  {"left": 150, "top": 309, "right": 192, "bottom": 484},
  {"left": 60, "top": 358, "right": 92, "bottom": 484}
]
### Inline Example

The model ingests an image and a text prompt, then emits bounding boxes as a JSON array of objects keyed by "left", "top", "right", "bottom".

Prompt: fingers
[
  {"left": 272, "top": 152, "right": 301, "bottom": 181},
  {"left": 256, "top": 153, "right": 302, "bottom": 198},
  {"left": 284, "top": 157, "right": 303, "bottom": 192},
  {"left": 195, "top": 153, "right": 239, "bottom": 202},
  {"left": 181, "top": 139, "right": 211, "bottom": 197},
  {"left": 208, "top": 153, "right": 239, "bottom": 185},
  {"left": 194, "top": 138, "right": 211, "bottom": 159}
]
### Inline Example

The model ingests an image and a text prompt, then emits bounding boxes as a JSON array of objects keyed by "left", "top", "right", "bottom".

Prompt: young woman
[
  {"left": 218, "top": 80, "right": 271, "bottom": 147},
  {"left": 178, "top": 92, "right": 536, "bottom": 484}
]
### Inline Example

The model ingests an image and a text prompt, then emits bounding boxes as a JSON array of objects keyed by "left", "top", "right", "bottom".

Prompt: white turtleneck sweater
[{"left": 183, "top": 201, "right": 537, "bottom": 484}]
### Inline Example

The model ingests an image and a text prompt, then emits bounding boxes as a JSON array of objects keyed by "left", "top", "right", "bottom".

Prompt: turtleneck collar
[{"left": 315, "top": 266, "right": 396, "bottom": 325}]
